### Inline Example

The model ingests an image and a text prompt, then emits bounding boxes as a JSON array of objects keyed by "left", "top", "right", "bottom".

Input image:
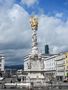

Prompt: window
[
  {"left": 27, "top": 62, "right": 31, "bottom": 69},
  {"left": 66, "top": 55, "right": 67, "bottom": 58},
  {"left": 23, "top": 76, "right": 26, "bottom": 81}
]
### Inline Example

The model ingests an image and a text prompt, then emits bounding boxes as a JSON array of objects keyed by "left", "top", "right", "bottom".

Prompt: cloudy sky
[{"left": 0, "top": 0, "right": 68, "bottom": 65}]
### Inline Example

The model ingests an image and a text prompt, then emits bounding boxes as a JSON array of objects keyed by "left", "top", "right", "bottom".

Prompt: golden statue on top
[{"left": 30, "top": 16, "right": 38, "bottom": 30}]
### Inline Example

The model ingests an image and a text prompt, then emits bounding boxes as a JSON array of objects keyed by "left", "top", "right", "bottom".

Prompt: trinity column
[{"left": 24, "top": 16, "right": 44, "bottom": 83}]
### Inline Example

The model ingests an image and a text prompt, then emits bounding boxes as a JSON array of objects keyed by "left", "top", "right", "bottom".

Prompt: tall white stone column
[
  {"left": 30, "top": 16, "right": 38, "bottom": 55},
  {"left": 24, "top": 16, "right": 44, "bottom": 84}
]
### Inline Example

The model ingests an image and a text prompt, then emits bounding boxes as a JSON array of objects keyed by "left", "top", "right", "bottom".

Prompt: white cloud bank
[
  {"left": 0, "top": 4, "right": 31, "bottom": 44},
  {"left": 38, "top": 15, "right": 68, "bottom": 54},
  {"left": 21, "top": 0, "right": 38, "bottom": 7},
  {"left": 0, "top": 2, "right": 31, "bottom": 65},
  {"left": 0, "top": 0, "right": 68, "bottom": 64}
]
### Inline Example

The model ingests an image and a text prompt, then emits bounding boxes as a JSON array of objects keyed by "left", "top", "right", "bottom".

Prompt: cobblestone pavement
[
  {"left": 0, "top": 78, "right": 68, "bottom": 90},
  {"left": 0, "top": 87, "right": 68, "bottom": 90}
]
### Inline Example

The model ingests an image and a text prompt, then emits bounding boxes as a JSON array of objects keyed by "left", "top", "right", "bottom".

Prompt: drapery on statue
[{"left": 30, "top": 16, "right": 38, "bottom": 30}]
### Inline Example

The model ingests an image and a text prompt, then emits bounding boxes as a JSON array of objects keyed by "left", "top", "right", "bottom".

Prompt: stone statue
[{"left": 30, "top": 16, "right": 38, "bottom": 30}]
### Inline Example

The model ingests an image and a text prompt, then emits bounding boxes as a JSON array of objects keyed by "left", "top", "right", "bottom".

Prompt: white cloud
[
  {"left": 0, "top": 4, "right": 31, "bottom": 44},
  {"left": 0, "top": 0, "right": 68, "bottom": 64},
  {"left": 55, "top": 13, "right": 63, "bottom": 18},
  {"left": 0, "top": 3, "right": 32, "bottom": 64},
  {"left": 0, "top": 0, "right": 15, "bottom": 9},
  {"left": 52, "top": 46, "right": 59, "bottom": 54},
  {"left": 21, "top": 0, "right": 38, "bottom": 7},
  {"left": 0, "top": 3, "right": 68, "bottom": 56},
  {"left": 38, "top": 14, "right": 68, "bottom": 54}
]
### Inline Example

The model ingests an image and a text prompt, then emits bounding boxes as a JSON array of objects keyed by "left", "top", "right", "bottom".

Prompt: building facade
[
  {"left": 0, "top": 55, "right": 5, "bottom": 72},
  {"left": 64, "top": 52, "right": 68, "bottom": 78},
  {"left": 43, "top": 54, "right": 58, "bottom": 81},
  {"left": 43, "top": 53, "right": 67, "bottom": 81},
  {"left": 24, "top": 50, "right": 68, "bottom": 82},
  {"left": 55, "top": 53, "right": 65, "bottom": 80},
  {"left": 44, "top": 55, "right": 57, "bottom": 71}
]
